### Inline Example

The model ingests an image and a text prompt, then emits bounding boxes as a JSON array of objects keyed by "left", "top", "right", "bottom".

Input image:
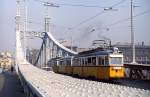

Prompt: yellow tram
[{"left": 51, "top": 47, "right": 125, "bottom": 80}]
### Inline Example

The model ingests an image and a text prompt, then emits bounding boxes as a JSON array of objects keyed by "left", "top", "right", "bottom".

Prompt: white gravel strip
[{"left": 19, "top": 64, "right": 150, "bottom": 97}]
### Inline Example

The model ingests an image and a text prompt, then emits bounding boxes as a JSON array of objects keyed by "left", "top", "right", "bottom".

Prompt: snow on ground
[{"left": 19, "top": 64, "right": 150, "bottom": 97}]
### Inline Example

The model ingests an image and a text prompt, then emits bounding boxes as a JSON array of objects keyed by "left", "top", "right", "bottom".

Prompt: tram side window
[
  {"left": 79, "top": 59, "right": 81, "bottom": 66},
  {"left": 82, "top": 58, "right": 85, "bottom": 66},
  {"left": 102, "top": 57, "right": 105, "bottom": 65},
  {"left": 105, "top": 56, "right": 109, "bottom": 66},
  {"left": 73, "top": 58, "right": 79, "bottom": 66},
  {"left": 79, "top": 58, "right": 82, "bottom": 66},
  {"left": 85, "top": 58, "right": 88, "bottom": 66},
  {"left": 79, "top": 59, "right": 82, "bottom": 66},
  {"left": 66, "top": 60, "right": 71, "bottom": 66},
  {"left": 98, "top": 56, "right": 105, "bottom": 66},
  {"left": 87, "top": 57, "right": 92, "bottom": 66},
  {"left": 92, "top": 57, "right": 96, "bottom": 65},
  {"left": 98, "top": 57, "right": 102, "bottom": 65}
]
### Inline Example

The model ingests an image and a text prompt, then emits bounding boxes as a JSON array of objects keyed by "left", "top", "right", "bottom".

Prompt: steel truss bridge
[
  {"left": 16, "top": 29, "right": 78, "bottom": 97},
  {"left": 15, "top": 0, "right": 150, "bottom": 97},
  {"left": 16, "top": 30, "right": 150, "bottom": 97}
]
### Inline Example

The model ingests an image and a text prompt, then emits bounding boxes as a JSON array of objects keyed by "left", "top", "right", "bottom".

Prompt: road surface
[{"left": 0, "top": 71, "right": 26, "bottom": 97}]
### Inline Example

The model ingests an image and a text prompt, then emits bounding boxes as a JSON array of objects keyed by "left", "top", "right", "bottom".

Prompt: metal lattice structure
[{"left": 33, "top": 32, "right": 78, "bottom": 68}]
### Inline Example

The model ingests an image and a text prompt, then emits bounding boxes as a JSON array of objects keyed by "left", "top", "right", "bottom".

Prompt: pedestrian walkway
[{"left": 0, "top": 71, "right": 26, "bottom": 97}]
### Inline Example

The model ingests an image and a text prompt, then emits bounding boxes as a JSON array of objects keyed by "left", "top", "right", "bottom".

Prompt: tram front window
[{"left": 110, "top": 57, "right": 122, "bottom": 65}]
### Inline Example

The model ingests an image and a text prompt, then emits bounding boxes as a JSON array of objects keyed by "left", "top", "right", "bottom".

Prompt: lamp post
[{"left": 130, "top": 0, "right": 136, "bottom": 63}]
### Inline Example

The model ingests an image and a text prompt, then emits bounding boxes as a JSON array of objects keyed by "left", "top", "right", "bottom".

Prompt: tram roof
[{"left": 77, "top": 47, "right": 113, "bottom": 57}]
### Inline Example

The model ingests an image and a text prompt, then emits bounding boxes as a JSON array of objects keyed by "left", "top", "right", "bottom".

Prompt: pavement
[
  {"left": 0, "top": 71, "right": 26, "bottom": 97},
  {"left": 0, "top": 74, "right": 5, "bottom": 91}
]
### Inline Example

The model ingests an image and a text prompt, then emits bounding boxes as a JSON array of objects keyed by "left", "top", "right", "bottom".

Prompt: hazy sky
[{"left": 0, "top": 0, "right": 150, "bottom": 52}]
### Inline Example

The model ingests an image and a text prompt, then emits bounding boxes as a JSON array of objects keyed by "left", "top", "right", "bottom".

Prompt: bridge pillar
[{"left": 43, "top": 37, "right": 47, "bottom": 67}]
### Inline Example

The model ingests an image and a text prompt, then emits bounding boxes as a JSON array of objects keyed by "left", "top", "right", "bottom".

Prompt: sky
[{"left": 0, "top": 0, "right": 150, "bottom": 52}]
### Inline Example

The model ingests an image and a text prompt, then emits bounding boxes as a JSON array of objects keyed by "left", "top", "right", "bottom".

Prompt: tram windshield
[{"left": 110, "top": 57, "right": 122, "bottom": 65}]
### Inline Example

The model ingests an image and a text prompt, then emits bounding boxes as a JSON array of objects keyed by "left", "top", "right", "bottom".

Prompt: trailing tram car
[{"left": 51, "top": 47, "right": 125, "bottom": 80}]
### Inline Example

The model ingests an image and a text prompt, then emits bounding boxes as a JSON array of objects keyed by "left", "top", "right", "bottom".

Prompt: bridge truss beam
[{"left": 33, "top": 32, "right": 78, "bottom": 68}]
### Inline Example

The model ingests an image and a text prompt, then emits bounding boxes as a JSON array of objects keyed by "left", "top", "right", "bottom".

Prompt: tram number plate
[{"left": 113, "top": 67, "right": 121, "bottom": 69}]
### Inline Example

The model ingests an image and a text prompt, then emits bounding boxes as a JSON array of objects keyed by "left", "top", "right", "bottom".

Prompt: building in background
[
  {"left": 114, "top": 42, "right": 150, "bottom": 64},
  {"left": 0, "top": 52, "right": 14, "bottom": 69}
]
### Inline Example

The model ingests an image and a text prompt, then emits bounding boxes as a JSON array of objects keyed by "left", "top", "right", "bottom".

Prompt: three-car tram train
[{"left": 50, "top": 47, "right": 125, "bottom": 80}]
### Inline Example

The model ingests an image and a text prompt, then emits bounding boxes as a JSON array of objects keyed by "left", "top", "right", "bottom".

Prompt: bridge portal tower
[{"left": 15, "top": 0, "right": 28, "bottom": 60}]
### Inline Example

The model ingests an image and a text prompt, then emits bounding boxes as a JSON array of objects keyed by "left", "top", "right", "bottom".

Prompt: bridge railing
[
  {"left": 124, "top": 63, "right": 150, "bottom": 80},
  {"left": 18, "top": 67, "right": 43, "bottom": 97},
  {"left": 17, "top": 63, "right": 48, "bottom": 97}
]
